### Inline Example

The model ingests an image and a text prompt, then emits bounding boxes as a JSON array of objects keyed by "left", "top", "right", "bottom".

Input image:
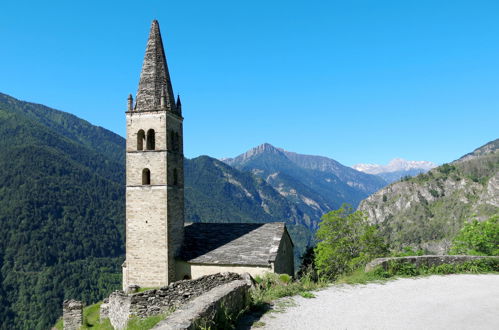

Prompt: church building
[{"left": 122, "top": 20, "right": 294, "bottom": 290}]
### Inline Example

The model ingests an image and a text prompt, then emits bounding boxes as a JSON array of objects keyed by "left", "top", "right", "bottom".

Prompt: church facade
[{"left": 122, "top": 21, "right": 293, "bottom": 290}]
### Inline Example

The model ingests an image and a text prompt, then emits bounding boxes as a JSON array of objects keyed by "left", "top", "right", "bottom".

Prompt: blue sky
[{"left": 1, "top": 0, "right": 498, "bottom": 166}]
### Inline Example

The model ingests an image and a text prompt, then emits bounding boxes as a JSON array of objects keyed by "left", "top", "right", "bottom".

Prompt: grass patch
[
  {"left": 54, "top": 318, "right": 63, "bottom": 330},
  {"left": 299, "top": 291, "right": 315, "bottom": 299},
  {"left": 250, "top": 273, "right": 327, "bottom": 308},
  {"left": 80, "top": 302, "right": 113, "bottom": 330},
  {"left": 126, "top": 314, "right": 166, "bottom": 330},
  {"left": 336, "top": 267, "right": 391, "bottom": 285},
  {"left": 71, "top": 301, "right": 170, "bottom": 330},
  {"left": 136, "top": 287, "right": 159, "bottom": 293}
]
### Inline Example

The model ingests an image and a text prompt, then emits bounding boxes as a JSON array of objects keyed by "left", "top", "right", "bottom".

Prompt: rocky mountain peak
[{"left": 222, "top": 143, "right": 287, "bottom": 166}]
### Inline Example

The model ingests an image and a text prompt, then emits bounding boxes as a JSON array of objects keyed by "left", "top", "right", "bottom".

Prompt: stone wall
[
  {"left": 365, "top": 255, "right": 499, "bottom": 272},
  {"left": 106, "top": 273, "right": 242, "bottom": 330},
  {"left": 62, "top": 300, "right": 83, "bottom": 330},
  {"left": 153, "top": 280, "right": 250, "bottom": 329},
  {"left": 125, "top": 186, "right": 171, "bottom": 288}
]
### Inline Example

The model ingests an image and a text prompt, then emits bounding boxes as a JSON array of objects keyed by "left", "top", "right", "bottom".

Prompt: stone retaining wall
[
  {"left": 105, "top": 272, "right": 242, "bottom": 329},
  {"left": 153, "top": 280, "right": 250, "bottom": 329},
  {"left": 62, "top": 300, "right": 83, "bottom": 330},
  {"left": 365, "top": 255, "right": 499, "bottom": 272}
]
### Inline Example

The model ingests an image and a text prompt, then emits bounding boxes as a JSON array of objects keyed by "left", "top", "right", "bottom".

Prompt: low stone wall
[
  {"left": 153, "top": 280, "right": 250, "bottom": 329},
  {"left": 106, "top": 272, "right": 243, "bottom": 329},
  {"left": 365, "top": 255, "right": 499, "bottom": 272},
  {"left": 62, "top": 300, "right": 83, "bottom": 330}
]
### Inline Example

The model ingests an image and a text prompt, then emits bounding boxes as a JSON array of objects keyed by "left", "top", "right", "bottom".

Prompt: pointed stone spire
[{"left": 135, "top": 20, "right": 176, "bottom": 112}]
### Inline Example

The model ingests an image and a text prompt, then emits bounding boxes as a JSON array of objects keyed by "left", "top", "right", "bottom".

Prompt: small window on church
[
  {"left": 173, "top": 168, "right": 178, "bottom": 186},
  {"left": 146, "top": 129, "right": 155, "bottom": 150},
  {"left": 137, "top": 130, "right": 145, "bottom": 150},
  {"left": 142, "top": 168, "right": 151, "bottom": 185}
]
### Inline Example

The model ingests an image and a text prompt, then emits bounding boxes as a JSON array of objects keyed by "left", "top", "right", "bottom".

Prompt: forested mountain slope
[
  {"left": 0, "top": 93, "right": 312, "bottom": 328},
  {"left": 0, "top": 93, "right": 125, "bottom": 329},
  {"left": 359, "top": 139, "right": 499, "bottom": 253}
]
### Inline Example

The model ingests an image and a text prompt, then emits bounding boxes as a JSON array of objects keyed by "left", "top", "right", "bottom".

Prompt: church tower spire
[
  {"left": 123, "top": 20, "right": 185, "bottom": 290},
  {"left": 135, "top": 20, "right": 176, "bottom": 112}
]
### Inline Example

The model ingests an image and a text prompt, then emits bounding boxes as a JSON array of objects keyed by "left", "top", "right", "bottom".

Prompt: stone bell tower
[{"left": 123, "top": 20, "right": 184, "bottom": 290}]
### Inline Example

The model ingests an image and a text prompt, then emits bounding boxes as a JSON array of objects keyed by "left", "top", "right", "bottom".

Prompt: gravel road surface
[{"left": 241, "top": 274, "right": 499, "bottom": 330}]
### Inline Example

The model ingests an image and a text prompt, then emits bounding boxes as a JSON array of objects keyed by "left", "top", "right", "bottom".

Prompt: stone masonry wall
[
  {"left": 62, "top": 300, "right": 83, "bottom": 330},
  {"left": 125, "top": 109, "right": 184, "bottom": 289},
  {"left": 106, "top": 273, "right": 242, "bottom": 330},
  {"left": 125, "top": 186, "right": 170, "bottom": 288},
  {"left": 153, "top": 280, "right": 250, "bottom": 330}
]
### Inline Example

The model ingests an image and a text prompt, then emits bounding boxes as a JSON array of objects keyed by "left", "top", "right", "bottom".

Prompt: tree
[
  {"left": 314, "top": 205, "right": 388, "bottom": 279},
  {"left": 450, "top": 215, "right": 499, "bottom": 256}
]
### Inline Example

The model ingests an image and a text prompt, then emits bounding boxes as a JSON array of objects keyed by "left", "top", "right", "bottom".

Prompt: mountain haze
[
  {"left": 359, "top": 139, "right": 499, "bottom": 253},
  {"left": 354, "top": 158, "right": 437, "bottom": 183}
]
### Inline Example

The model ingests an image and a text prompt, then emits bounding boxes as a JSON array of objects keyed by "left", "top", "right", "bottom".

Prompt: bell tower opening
[
  {"left": 137, "top": 130, "right": 145, "bottom": 150},
  {"left": 146, "top": 129, "right": 155, "bottom": 150}
]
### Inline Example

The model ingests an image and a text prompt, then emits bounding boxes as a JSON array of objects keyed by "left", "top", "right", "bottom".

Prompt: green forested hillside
[{"left": 0, "top": 93, "right": 125, "bottom": 329}]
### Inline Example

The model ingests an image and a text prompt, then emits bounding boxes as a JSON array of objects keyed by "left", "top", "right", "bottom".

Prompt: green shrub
[
  {"left": 249, "top": 273, "right": 326, "bottom": 307},
  {"left": 278, "top": 274, "right": 292, "bottom": 285},
  {"left": 383, "top": 258, "right": 498, "bottom": 277},
  {"left": 450, "top": 215, "right": 499, "bottom": 256},
  {"left": 314, "top": 205, "right": 388, "bottom": 280},
  {"left": 391, "top": 246, "right": 427, "bottom": 257}
]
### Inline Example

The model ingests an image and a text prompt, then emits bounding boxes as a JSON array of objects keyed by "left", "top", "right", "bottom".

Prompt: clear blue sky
[{"left": 1, "top": 0, "right": 498, "bottom": 166}]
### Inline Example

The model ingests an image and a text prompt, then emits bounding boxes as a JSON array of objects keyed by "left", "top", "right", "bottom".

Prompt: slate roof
[{"left": 179, "top": 222, "right": 291, "bottom": 266}]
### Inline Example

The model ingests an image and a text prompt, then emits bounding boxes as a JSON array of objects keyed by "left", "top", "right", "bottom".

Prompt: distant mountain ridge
[
  {"left": 456, "top": 138, "right": 499, "bottom": 162},
  {"left": 223, "top": 143, "right": 388, "bottom": 229},
  {"left": 358, "top": 139, "right": 499, "bottom": 253},
  {"left": 353, "top": 158, "right": 437, "bottom": 183}
]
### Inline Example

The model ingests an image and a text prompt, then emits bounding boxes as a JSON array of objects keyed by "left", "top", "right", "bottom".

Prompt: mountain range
[
  {"left": 222, "top": 143, "right": 387, "bottom": 229},
  {"left": 2, "top": 91, "right": 490, "bottom": 328},
  {"left": 0, "top": 92, "right": 386, "bottom": 327},
  {"left": 359, "top": 139, "right": 499, "bottom": 253},
  {"left": 353, "top": 158, "right": 437, "bottom": 183}
]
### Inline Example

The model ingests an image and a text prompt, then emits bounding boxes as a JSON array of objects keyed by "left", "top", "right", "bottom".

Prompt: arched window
[
  {"left": 142, "top": 168, "right": 151, "bottom": 185},
  {"left": 146, "top": 129, "right": 155, "bottom": 150},
  {"left": 137, "top": 130, "right": 145, "bottom": 150},
  {"left": 173, "top": 168, "right": 178, "bottom": 186}
]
